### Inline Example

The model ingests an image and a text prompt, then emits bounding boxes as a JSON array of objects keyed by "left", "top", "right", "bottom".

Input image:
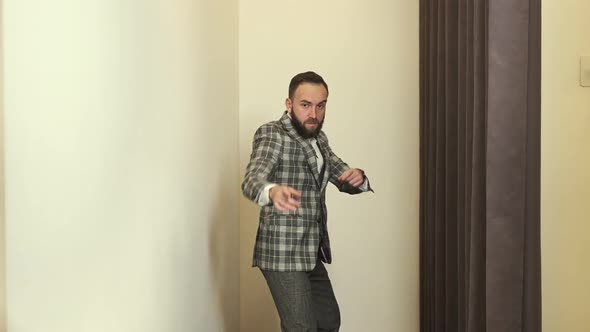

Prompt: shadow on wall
[
  {"left": 239, "top": 195, "right": 280, "bottom": 332},
  {"left": 208, "top": 165, "right": 240, "bottom": 332}
]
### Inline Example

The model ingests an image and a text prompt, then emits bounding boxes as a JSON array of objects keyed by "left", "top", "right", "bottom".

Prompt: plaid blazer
[{"left": 242, "top": 112, "right": 369, "bottom": 271}]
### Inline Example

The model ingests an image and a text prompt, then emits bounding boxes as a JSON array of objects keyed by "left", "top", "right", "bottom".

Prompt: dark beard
[{"left": 290, "top": 114, "right": 324, "bottom": 139}]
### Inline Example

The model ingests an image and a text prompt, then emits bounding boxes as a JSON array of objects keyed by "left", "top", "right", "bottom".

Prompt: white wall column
[
  {"left": 542, "top": 1, "right": 590, "bottom": 331},
  {"left": 3, "top": 1, "right": 239, "bottom": 331}
]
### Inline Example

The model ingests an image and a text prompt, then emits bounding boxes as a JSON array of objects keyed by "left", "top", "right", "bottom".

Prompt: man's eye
[
  {"left": 318, "top": 104, "right": 326, "bottom": 110},
  {"left": 301, "top": 103, "right": 310, "bottom": 108}
]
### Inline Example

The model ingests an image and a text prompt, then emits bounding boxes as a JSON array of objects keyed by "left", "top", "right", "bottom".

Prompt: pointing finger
[
  {"left": 288, "top": 188, "right": 302, "bottom": 198},
  {"left": 274, "top": 201, "right": 289, "bottom": 212},
  {"left": 287, "top": 197, "right": 301, "bottom": 208}
]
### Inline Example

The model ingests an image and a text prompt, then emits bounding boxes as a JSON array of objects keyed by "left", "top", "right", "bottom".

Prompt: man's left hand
[{"left": 337, "top": 168, "right": 365, "bottom": 187}]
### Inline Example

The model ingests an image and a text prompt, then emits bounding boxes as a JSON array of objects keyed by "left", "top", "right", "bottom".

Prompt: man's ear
[{"left": 285, "top": 98, "right": 292, "bottom": 113}]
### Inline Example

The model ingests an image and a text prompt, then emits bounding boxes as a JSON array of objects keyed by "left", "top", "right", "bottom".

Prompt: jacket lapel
[{"left": 280, "top": 113, "right": 322, "bottom": 188}]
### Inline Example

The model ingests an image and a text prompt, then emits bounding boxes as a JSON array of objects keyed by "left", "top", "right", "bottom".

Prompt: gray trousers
[{"left": 260, "top": 259, "right": 341, "bottom": 332}]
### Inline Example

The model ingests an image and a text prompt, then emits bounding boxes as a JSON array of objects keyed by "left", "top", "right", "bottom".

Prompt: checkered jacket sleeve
[
  {"left": 322, "top": 134, "right": 371, "bottom": 195},
  {"left": 241, "top": 123, "right": 283, "bottom": 203}
]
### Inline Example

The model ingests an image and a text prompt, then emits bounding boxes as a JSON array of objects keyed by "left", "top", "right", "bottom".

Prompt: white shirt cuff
[
  {"left": 358, "top": 178, "right": 369, "bottom": 192},
  {"left": 257, "top": 183, "right": 277, "bottom": 206}
]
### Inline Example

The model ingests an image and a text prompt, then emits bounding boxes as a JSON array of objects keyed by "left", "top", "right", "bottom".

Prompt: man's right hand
[{"left": 269, "top": 185, "right": 302, "bottom": 212}]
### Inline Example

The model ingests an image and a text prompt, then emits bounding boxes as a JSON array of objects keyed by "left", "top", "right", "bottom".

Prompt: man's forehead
[{"left": 293, "top": 83, "right": 328, "bottom": 100}]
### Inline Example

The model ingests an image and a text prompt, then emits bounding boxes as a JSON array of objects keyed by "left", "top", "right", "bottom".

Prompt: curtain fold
[{"left": 419, "top": 0, "right": 541, "bottom": 331}]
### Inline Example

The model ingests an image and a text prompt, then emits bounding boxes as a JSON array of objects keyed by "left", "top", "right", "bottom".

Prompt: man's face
[{"left": 286, "top": 83, "right": 328, "bottom": 139}]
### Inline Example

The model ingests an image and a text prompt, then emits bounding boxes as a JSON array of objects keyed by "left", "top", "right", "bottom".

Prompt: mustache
[{"left": 304, "top": 119, "right": 319, "bottom": 124}]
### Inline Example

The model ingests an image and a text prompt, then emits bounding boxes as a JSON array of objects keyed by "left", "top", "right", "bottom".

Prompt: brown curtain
[{"left": 419, "top": 0, "right": 541, "bottom": 331}]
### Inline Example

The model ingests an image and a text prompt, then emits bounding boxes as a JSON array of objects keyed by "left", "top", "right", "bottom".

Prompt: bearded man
[{"left": 242, "top": 71, "right": 373, "bottom": 332}]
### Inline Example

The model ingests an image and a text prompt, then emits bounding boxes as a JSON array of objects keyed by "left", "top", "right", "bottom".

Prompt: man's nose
[{"left": 309, "top": 107, "right": 317, "bottom": 118}]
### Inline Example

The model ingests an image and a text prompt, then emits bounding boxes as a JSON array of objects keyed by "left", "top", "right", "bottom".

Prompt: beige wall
[
  {"left": 0, "top": 0, "right": 5, "bottom": 329},
  {"left": 238, "top": 1, "right": 419, "bottom": 331},
  {"left": 542, "top": 1, "right": 590, "bottom": 331},
  {"left": 3, "top": 1, "right": 238, "bottom": 331}
]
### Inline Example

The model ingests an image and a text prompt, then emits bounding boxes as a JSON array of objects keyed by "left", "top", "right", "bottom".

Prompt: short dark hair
[{"left": 288, "top": 71, "right": 329, "bottom": 99}]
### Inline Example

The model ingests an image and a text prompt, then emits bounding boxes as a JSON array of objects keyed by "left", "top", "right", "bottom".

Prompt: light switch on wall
[{"left": 581, "top": 56, "right": 590, "bottom": 87}]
